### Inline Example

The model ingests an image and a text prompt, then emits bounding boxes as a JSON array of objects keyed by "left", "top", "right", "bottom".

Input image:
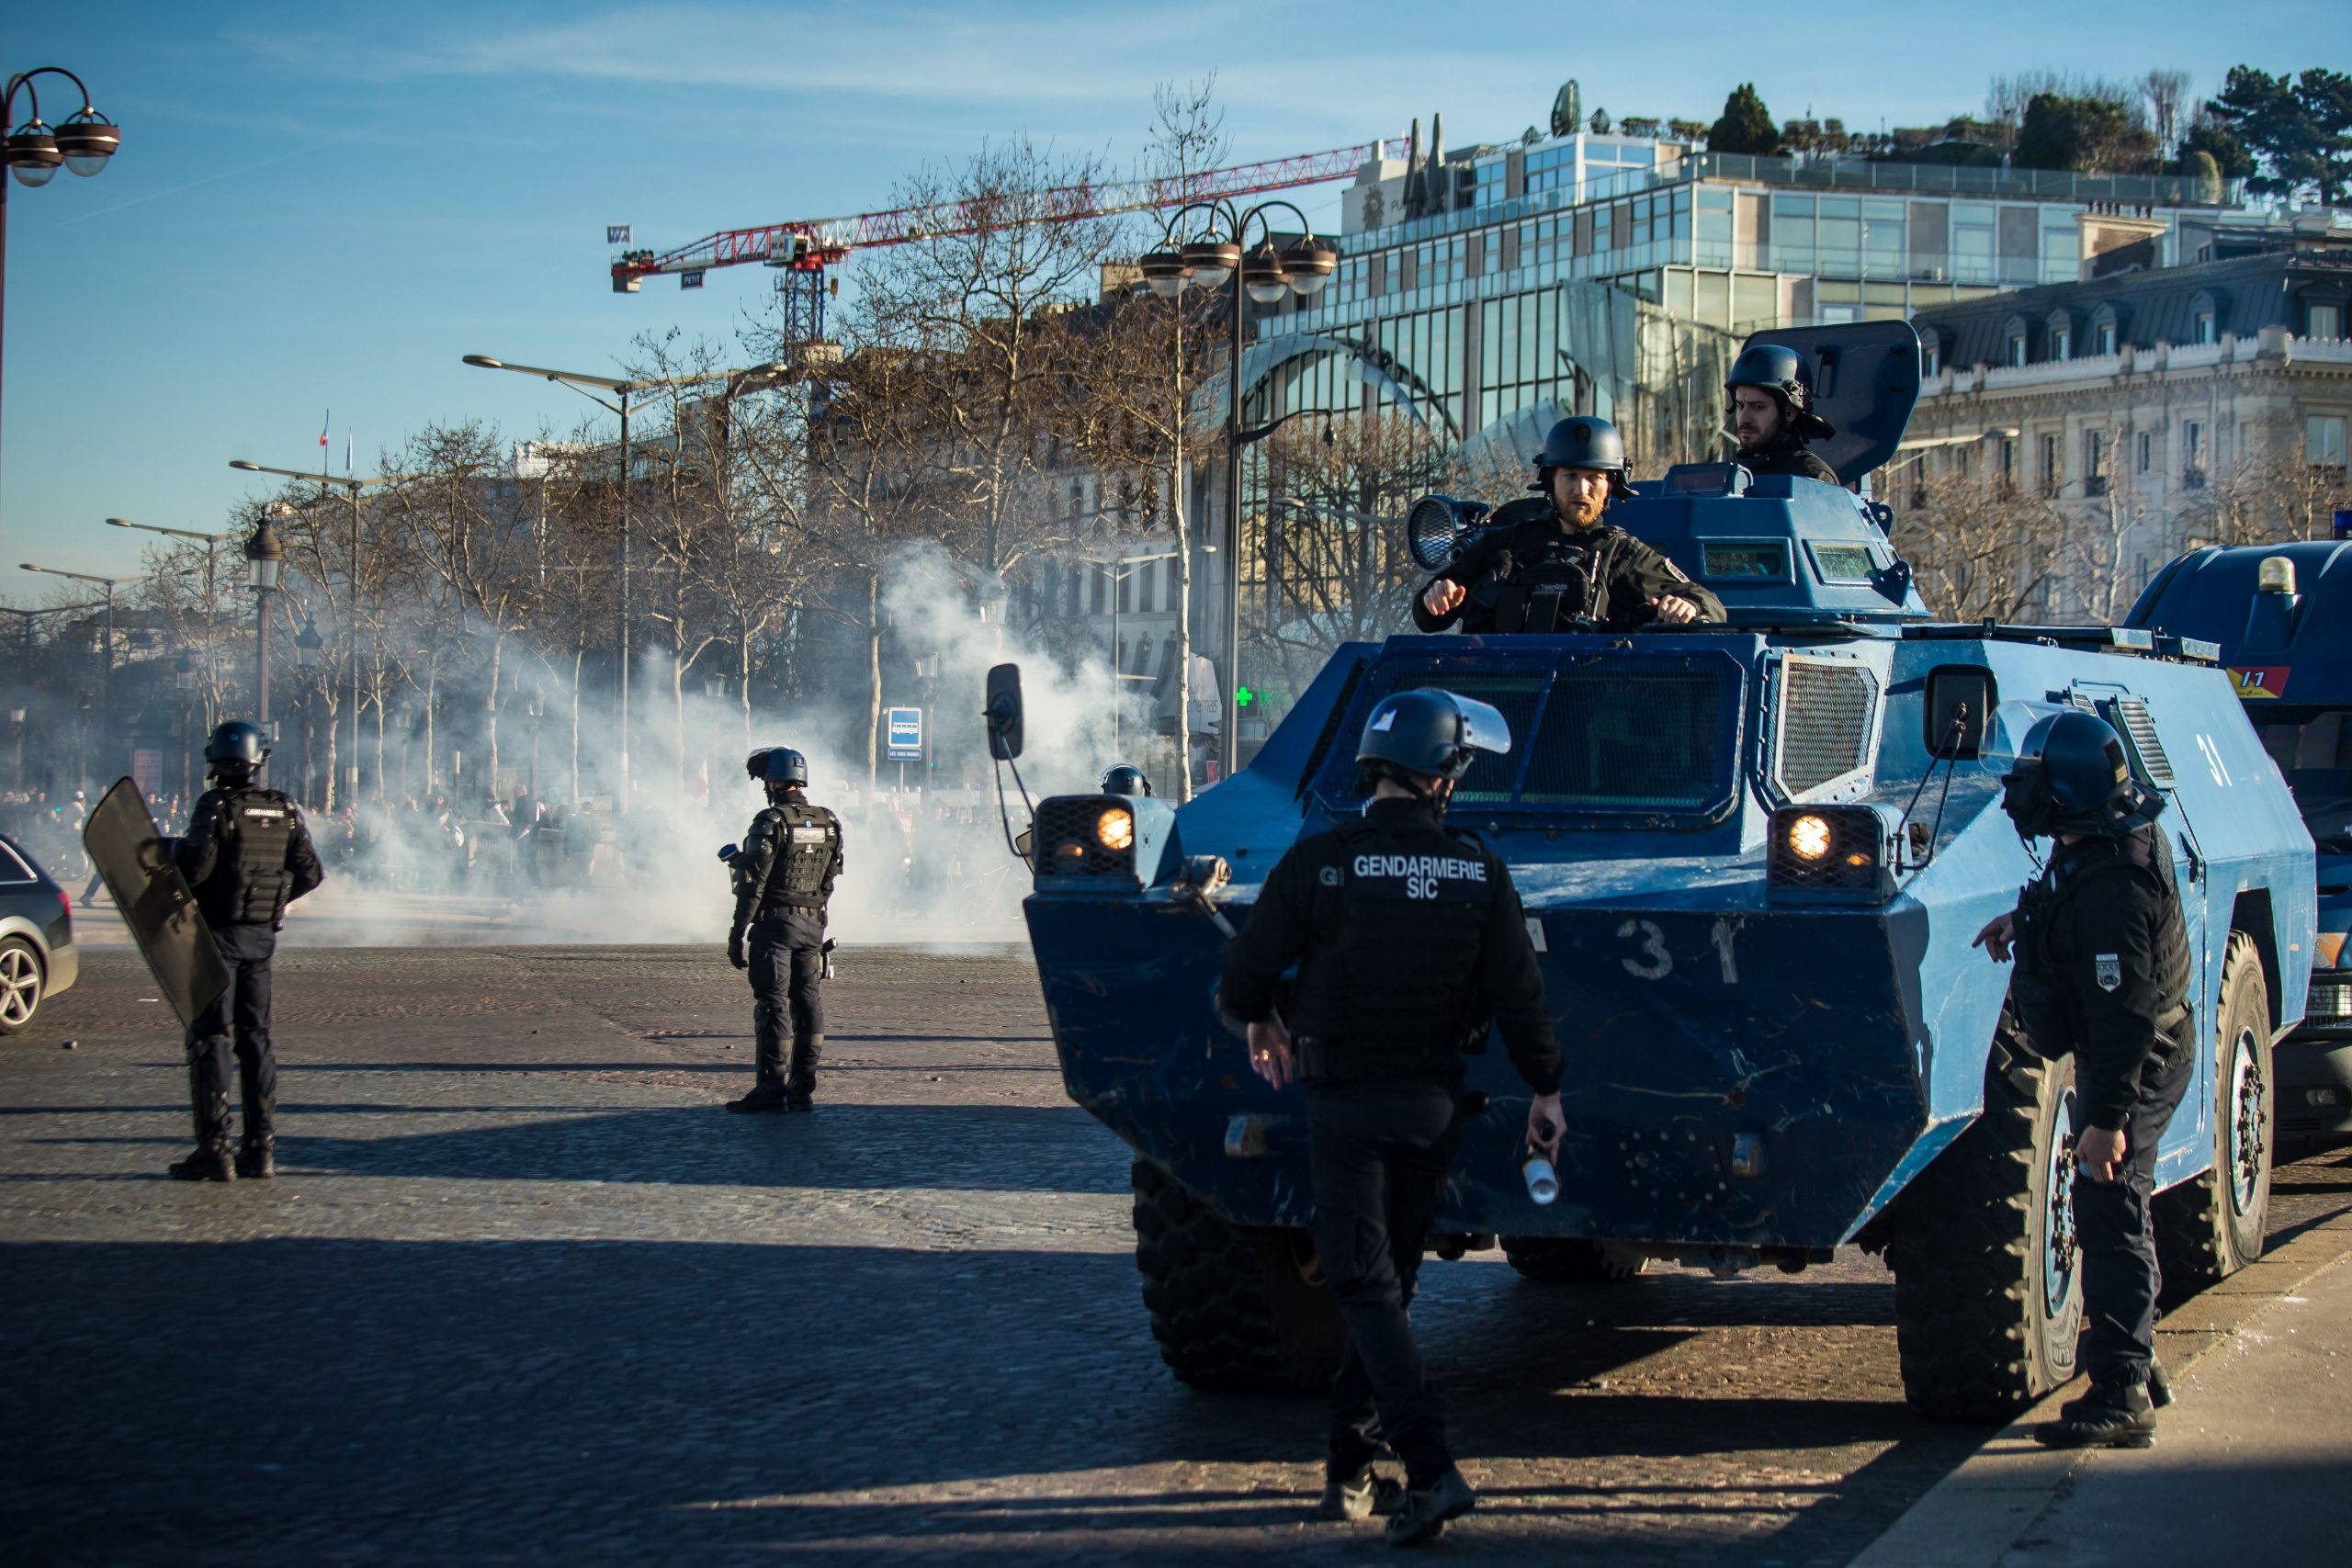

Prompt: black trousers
[
  {"left": 186, "top": 924, "right": 277, "bottom": 1150},
  {"left": 2071, "top": 1039, "right": 2194, "bottom": 1384},
  {"left": 1305, "top": 1078, "right": 1464, "bottom": 1488},
  {"left": 749, "top": 913, "right": 826, "bottom": 1100}
]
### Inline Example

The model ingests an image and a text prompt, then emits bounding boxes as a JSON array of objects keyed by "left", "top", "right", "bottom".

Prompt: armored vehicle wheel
[
  {"left": 1500, "top": 1237, "right": 1648, "bottom": 1282},
  {"left": 1888, "top": 1030, "right": 2083, "bottom": 1422},
  {"left": 0, "top": 938, "right": 42, "bottom": 1034},
  {"left": 2156, "top": 933, "right": 2273, "bottom": 1298},
  {"left": 1131, "top": 1158, "right": 1344, "bottom": 1392}
]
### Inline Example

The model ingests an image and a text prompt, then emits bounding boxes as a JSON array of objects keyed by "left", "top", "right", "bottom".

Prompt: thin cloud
[{"left": 53, "top": 121, "right": 388, "bottom": 227}]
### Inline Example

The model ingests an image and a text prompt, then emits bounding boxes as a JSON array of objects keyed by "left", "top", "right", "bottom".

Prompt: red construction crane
[{"left": 608, "top": 137, "right": 1405, "bottom": 295}]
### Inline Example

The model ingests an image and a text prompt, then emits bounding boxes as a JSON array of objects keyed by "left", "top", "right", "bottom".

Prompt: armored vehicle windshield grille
[
  {"left": 1396, "top": 671, "right": 1549, "bottom": 802},
  {"left": 1774, "top": 660, "right": 1880, "bottom": 798},
  {"left": 1329, "top": 651, "right": 1745, "bottom": 821},
  {"left": 1519, "top": 671, "right": 1725, "bottom": 808}
]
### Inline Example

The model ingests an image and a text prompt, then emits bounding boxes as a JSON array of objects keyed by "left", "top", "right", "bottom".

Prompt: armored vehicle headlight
[
  {"left": 1096, "top": 807, "right": 1136, "bottom": 852},
  {"left": 1768, "top": 806, "right": 1889, "bottom": 898}
]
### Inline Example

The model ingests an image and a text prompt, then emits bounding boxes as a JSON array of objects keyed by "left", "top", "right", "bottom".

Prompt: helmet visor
[
  {"left": 1980, "top": 698, "right": 2067, "bottom": 780},
  {"left": 1453, "top": 694, "right": 1513, "bottom": 757}
]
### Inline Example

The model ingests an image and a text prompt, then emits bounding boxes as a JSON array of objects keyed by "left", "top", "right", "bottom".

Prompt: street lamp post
[
  {"left": 244, "top": 519, "right": 285, "bottom": 762},
  {"left": 18, "top": 562, "right": 119, "bottom": 784},
  {"left": 2, "top": 67, "right": 121, "bottom": 543},
  {"left": 1140, "top": 205, "right": 1335, "bottom": 778},
  {"left": 462, "top": 354, "right": 783, "bottom": 805},
  {"left": 230, "top": 460, "right": 417, "bottom": 808},
  {"left": 294, "top": 618, "right": 322, "bottom": 804},
  {"left": 1079, "top": 551, "right": 1180, "bottom": 753}
]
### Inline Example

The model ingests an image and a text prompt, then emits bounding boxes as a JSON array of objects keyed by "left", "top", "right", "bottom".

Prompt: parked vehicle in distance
[{"left": 0, "top": 832, "right": 77, "bottom": 1034}]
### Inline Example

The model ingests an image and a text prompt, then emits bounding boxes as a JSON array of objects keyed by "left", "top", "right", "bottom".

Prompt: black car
[{"left": 0, "top": 832, "right": 77, "bottom": 1034}]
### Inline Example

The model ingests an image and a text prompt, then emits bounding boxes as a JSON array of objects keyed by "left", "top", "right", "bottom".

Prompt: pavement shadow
[
  {"left": 0, "top": 1235, "right": 1950, "bottom": 1566},
  {"left": 288, "top": 1101, "right": 1134, "bottom": 1194}
]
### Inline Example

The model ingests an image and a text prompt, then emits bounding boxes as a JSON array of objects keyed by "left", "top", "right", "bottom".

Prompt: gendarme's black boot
[
  {"left": 169, "top": 1145, "right": 237, "bottom": 1182},
  {"left": 1318, "top": 1468, "right": 1406, "bottom": 1521},
  {"left": 2036, "top": 1378, "right": 2157, "bottom": 1450},
  {"left": 727, "top": 1082, "right": 789, "bottom": 1114},
  {"left": 2059, "top": 1357, "right": 2173, "bottom": 1421},
  {"left": 236, "top": 1141, "right": 275, "bottom": 1179},
  {"left": 784, "top": 1034, "right": 822, "bottom": 1112},
  {"left": 1385, "top": 1467, "right": 1476, "bottom": 1547}
]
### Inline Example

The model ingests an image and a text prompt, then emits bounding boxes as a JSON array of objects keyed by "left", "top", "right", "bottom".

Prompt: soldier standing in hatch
[
  {"left": 1973, "top": 709, "right": 2191, "bottom": 1449},
  {"left": 1220, "top": 689, "right": 1564, "bottom": 1545},
  {"left": 727, "top": 748, "right": 843, "bottom": 1114},
  {"left": 168, "top": 721, "right": 325, "bottom": 1182},
  {"left": 1413, "top": 415, "right": 1724, "bottom": 637},
  {"left": 1724, "top": 344, "right": 1841, "bottom": 483}
]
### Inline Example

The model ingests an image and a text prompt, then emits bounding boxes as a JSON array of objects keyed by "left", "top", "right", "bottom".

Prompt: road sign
[{"left": 885, "top": 706, "right": 923, "bottom": 762}]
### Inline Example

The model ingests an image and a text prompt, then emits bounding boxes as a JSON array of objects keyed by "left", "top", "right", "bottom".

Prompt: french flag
[{"left": 319, "top": 410, "right": 330, "bottom": 449}]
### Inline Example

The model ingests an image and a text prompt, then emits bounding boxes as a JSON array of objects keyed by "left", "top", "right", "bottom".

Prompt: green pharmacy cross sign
[{"left": 1235, "top": 686, "right": 1256, "bottom": 708}]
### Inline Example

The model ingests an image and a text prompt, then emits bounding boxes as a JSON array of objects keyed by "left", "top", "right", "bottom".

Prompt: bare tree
[
  {"left": 855, "top": 137, "right": 1125, "bottom": 585},
  {"left": 2201, "top": 445, "right": 2352, "bottom": 546},
  {"left": 1897, "top": 469, "right": 2069, "bottom": 622},
  {"left": 2141, "top": 69, "right": 2193, "bottom": 154},
  {"left": 1259, "top": 412, "right": 1449, "bottom": 682}
]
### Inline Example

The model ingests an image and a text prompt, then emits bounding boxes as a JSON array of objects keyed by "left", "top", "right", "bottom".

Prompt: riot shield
[{"left": 82, "top": 778, "right": 229, "bottom": 1030}]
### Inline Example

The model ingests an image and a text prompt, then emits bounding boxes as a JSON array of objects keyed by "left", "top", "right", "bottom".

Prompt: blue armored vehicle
[
  {"left": 998, "top": 323, "right": 2313, "bottom": 1420},
  {"left": 2126, "top": 540, "right": 2352, "bottom": 1148}
]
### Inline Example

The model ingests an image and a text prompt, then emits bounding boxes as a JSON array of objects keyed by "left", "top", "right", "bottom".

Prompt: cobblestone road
[{"left": 3, "top": 946, "right": 2346, "bottom": 1565}]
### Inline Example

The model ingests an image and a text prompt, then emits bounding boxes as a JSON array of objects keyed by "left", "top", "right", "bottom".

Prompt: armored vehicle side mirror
[
  {"left": 1406, "top": 495, "right": 1491, "bottom": 571},
  {"left": 985, "top": 662, "right": 1024, "bottom": 761},
  {"left": 1925, "top": 666, "right": 1995, "bottom": 759},
  {"left": 1012, "top": 828, "right": 1034, "bottom": 866}
]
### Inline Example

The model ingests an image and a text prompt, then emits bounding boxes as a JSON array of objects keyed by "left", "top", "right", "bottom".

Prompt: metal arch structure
[
  {"left": 1212, "top": 332, "right": 1455, "bottom": 440},
  {"left": 611, "top": 139, "right": 1408, "bottom": 289}
]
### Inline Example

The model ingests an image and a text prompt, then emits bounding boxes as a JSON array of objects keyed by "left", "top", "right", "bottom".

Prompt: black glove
[{"left": 728, "top": 931, "right": 748, "bottom": 970}]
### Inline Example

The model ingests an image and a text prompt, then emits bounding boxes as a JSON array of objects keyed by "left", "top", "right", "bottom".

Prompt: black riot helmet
[
  {"left": 1355, "top": 688, "right": 1513, "bottom": 797},
  {"left": 760, "top": 748, "right": 809, "bottom": 789},
  {"left": 745, "top": 747, "right": 773, "bottom": 781},
  {"left": 1100, "top": 764, "right": 1153, "bottom": 797},
  {"left": 1725, "top": 344, "right": 1837, "bottom": 442},
  {"left": 1531, "top": 415, "right": 1634, "bottom": 499},
  {"left": 204, "top": 720, "right": 269, "bottom": 779},
  {"left": 2000, "top": 710, "right": 2162, "bottom": 840}
]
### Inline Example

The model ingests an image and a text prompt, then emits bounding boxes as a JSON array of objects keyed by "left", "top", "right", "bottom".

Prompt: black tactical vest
[
  {"left": 2012, "top": 826, "right": 2192, "bottom": 1048},
  {"left": 201, "top": 786, "right": 305, "bottom": 925},
  {"left": 759, "top": 801, "right": 841, "bottom": 916},
  {"left": 1292, "top": 811, "right": 1496, "bottom": 1083}
]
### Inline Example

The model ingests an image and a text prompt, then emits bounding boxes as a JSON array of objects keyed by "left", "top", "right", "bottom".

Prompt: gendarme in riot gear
[
  {"left": 1412, "top": 416, "right": 1724, "bottom": 636},
  {"left": 1974, "top": 709, "right": 2193, "bottom": 1449},
  {"left": 1101, "top": 764, "right": 1153, "bottom": 797},
  {"left": 1725, "top": 344, "right": 1840, "bottom": 483},
  {"left": 167, "top": 721, "right": 325, "bottom": 1181},
  {"left": 727, "top": 747, "right": 843, "bottom": 1113},
  {"left": 1218, "top": 688, "right": 1563, "bottom": 1543}
]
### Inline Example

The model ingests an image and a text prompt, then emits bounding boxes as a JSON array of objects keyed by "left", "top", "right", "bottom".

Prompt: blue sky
[{"left": 4, "top": 0, "right": 2342, "bottom": 599}]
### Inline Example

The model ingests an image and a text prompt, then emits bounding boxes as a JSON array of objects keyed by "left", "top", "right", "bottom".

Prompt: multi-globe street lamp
[
  {"left": 461, "top": 354, "right": 786, "bottom": 803},
  {"left": 244, "top": 517, "right": 287, "bottom": 761},
  {"left": 3, "top": 67, "right": 122, "bottom": 536},
  {"left": 1138, "top": 202, "right": 1335, "bottom": 776}
]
